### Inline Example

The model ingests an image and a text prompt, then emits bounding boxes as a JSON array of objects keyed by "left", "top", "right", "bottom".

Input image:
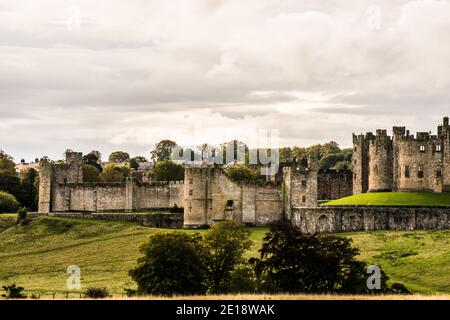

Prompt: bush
[
  {"left": 0, "top": 191, "right": 20, "bottom": 213},
  {"left": 16, "top": 207, "right": 28, "bottom": 225},
  {"left": 129, "top": 232, "right": 207, "bottom": 296},
  {"left": 84, "top": 287, "right": 110, "bottom": 299},
  {"left": 2, "top": 284, "right": 26, "bottom": 299},
  {"left": 151, "top": 160, "right": 184, "bottom": 182},
  {"left": 224, "top": 164, "right": 259, "bottom": 183},
  {"left": 100, "top": 163, "right": 130, "bottom": 182}
]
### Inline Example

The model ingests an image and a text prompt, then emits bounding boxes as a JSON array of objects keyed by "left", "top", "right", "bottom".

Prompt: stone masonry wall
[{"left": 292, "top": 206, "right": 450, "bottom": 234}]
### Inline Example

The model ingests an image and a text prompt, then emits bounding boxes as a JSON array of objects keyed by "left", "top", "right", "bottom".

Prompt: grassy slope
[
  {"left": 0, "top": 215, "right": 449, "bottom": 295},
  {"left": 325, "top": 192, "right": 450, "bottom": 207}
]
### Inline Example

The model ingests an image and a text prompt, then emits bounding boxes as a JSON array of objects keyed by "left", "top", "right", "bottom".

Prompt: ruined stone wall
[
  {"left": 291, "top": 206, "right": 450, "bottom": 234},
  {"left": 283, "top": 165, "right": 318, "bottom": 210},
  {"left": 317, "top": 169, "right": 352, "bottom": 200}
]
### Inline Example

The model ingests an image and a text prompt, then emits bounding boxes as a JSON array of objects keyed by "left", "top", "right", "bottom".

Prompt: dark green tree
[
  {"left": 251, "top": 221, "right": 391, "bottom": 294},
  {"left": 0, "top": 150, "right": 16, "bottom": 174},
  {"left": 204, "top": 221, "right": 252, "bottom": 293},
  {"left": 108, "top": 151, "right": 130, "bottom": 164},
  {"left": 82, "top": 151, "right": 103, "bottom": 172},
  {"left": 19, "top": 168, "right": 38, "bottom": 210},
  {"left": 151, "top": 160, "right": 184, "bottom": 181},
  {"left": 129, "top": 232, "right": 207, "bottom": 296},
  {"left": 150, "top": 140, "right": 178, "bottom": 162},
  {"left": 82, "top": 164, "right": 101, "bottom": 182},
  {"left": 224, "top": 164, "right": 259, "bottom": 183}
]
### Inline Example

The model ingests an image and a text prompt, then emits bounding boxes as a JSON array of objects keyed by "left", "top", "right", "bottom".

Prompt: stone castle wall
[
  {"left": 317, "top": 169, "right": 352, "bottom": 200},
  {"left": 183, "top": 167, "right": 282, "bottom": 228},
  {"left": 353, "top": 117, "right": 450, "bottom": 194},
  {"left": 292, "top": 206, "right": 450, "bottom": 234}
]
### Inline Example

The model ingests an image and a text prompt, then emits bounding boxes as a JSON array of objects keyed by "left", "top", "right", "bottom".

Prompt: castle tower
[
  {"left": 63, "top": 150, "right": 83, "bottom": 184},
  {"left": 352, "top": 133, "right": 369, "bottom": 194},
  {"left": 441, "top": 117, "right": 450, "bottom": 191},
  {"left": 283, "top": 158, "right": 319, "bottom": 219},
  {"left": 183, "top": 166, "right": 213, "bottom": 228},
  {"left": 38, "top": 157, "right": 53, "bottom": 214},
  {"left": 368, "top": 129, "right": 393, "bottom": 192}
]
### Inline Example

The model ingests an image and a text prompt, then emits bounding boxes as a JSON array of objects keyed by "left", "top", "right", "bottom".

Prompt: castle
[
  {"left": 353, "top": 117, "right": 450, "bottom": 194},
  {"left": 37, "top": 117, "right": 450, "bottom": 233}
]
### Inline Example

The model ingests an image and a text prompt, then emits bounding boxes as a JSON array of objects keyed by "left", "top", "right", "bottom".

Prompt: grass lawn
[
  {"left": 325, "top": 192, "right": 450, "bottom": 207},
  {"left": 0, "top": 215, "right": 449, "bottom": 296}
]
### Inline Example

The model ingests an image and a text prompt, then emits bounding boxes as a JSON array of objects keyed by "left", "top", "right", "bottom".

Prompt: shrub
[
  {"left": 2, "top": 284, "right": 26, "bottom": 299},
  {"left": 16, "top": 207, "right": 29, "bottom": 225},
  {"left": 151, "top": 160, "right": 184, "bottom": 182},
  {"left": 100, "top": 163, "right": 130, "bottom": 182},
  {"left": 129, "top": 232, "right": 207, "bottom": 296},
  {"left": 0, "top": 191, "right": 20, "bottom": 213},
  {"left": 224, "top": 164, "right": 259, "bottom": 183},
  {"left": 84, "top": 287, "right": 110, "bottom": 299}
]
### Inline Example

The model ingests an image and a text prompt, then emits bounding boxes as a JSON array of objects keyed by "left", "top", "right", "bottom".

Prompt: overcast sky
[{"left": 1, "top": 0, "right": 450, "bottom": 162}]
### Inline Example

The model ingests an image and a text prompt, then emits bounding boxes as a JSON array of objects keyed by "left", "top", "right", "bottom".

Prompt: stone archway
[{"left": 316, "top": 215, "right": 333, "bottom": 233}]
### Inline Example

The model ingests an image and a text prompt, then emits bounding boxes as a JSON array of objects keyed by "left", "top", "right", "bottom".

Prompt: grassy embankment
[{"left": 324, "top": 192, "right": 450, "bottom": 207}]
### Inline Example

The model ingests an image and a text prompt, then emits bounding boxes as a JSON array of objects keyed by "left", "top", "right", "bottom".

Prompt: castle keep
[{"left": 353, "top": 117, "right": 450, "bottom": 194}]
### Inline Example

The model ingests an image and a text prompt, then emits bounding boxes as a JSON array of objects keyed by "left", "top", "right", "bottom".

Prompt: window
[
  {"left": 189, "top": 190, "right": 193, "bottom": 196},
  {"left": 302, "top": 196, "right": 306, "bottom": 203},
  {"left": 418, "top": 165, "right": 424, "bottom": 178},
  {"left": 354, "top": 159, "right": 357, "bottom": 165},
  {"left": 301, "top": 180, "right": 307, "bottom": 187},
  {"left": 437, "top": 170, "right": 442, "bottom": 178},
  {"left": 189, "top": 178, "right": 193, "bottom": 184},
  {"left": 436, "top": 144, "right": 442, "bottom": 152},
  {"left": 405, "top": 166, "right": 410, "bottom": 178},
  {"left": 354, "top": 147, "right": 357, "bottom": 152},
  {"left": 374, "top": 165, "right": 378, "bottom": 175},
  {"left": 419, "top": 145, "right": 426, "bottom": 152},
  {"left": 226, "top": 200, "right": 234, "bottom": 207}
]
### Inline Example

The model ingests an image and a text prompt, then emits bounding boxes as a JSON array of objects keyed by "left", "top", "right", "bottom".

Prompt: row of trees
[{"left": 129, "top": 221, "right": 410, "bottom": 296}]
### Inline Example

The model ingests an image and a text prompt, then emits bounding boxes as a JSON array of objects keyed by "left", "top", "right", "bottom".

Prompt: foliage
[
  {"left": 108, "top": 151, "right": 130, "bottom": 164},
  {"left": 151, "top": 160, "right": 184, "bottom": 181},
  {"left": 326, "top": 192, "right": 450, "bottom": 207},
  {"left": 151, "top": 140, "right": 178, "bottom": 162},
  {"left": 2, "top": 284, "right": 26, "bottom": 299},
  {"left": 251, "top": 221, "right": 391, "bottom": 294},
  {"left": 129, "top": 156, "right": 147, "bottom": 170},
  {"left": 319, "top": 149, "right": 352, "bottom": 170},
  {"left": 0, "top": 191, "right": 20, "bottom": 213},
  {"left": 204, "top": 221, "right": 252, "bottom": 293},
  {"left": 0, "top": 171, "right": 22, "bottom": 201},
  {"left": 221, "top": 263, "right": 258, "bottom": 294},
  {"left": 224, "top": 164, "right": 259, "bottom": 183},
  {"left": 129, "top": 232, "right": 207, "bottom": 296},
  {"left": 16, "top": 207, "right": 28, "bottom": 225},
  {"left": 18, "top": 168, "right": 38, "bottom": 210},
  {"left": 82, "top": 164, "right": 101, "bottom": 182},
  {"left": 100, "top": 163, "right": 130, "bottom": 182},
  {"left": 84, "top": 287, "right": 110, "bottom": 299},
  {"left": 0, "top": 150, "right": 16, "bottom": 174},
  {"left": 82, "top": 151, "right": 103, "bottom": 172}
]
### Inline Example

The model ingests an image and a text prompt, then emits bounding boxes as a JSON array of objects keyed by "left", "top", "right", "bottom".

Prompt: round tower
[
  {"left": 352, "top": 133, "right": 369, "bottom": 194},
  {"left": 368, "top": 130, "right": 393, "bottom": 192}
]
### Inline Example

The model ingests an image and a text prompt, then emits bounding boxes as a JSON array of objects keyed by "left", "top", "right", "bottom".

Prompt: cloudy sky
[{"left": 1, "top": 0, "right": 450, "bottom": 162}]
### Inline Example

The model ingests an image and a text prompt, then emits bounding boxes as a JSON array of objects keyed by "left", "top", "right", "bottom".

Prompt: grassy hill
[
  {"left": 324, "top": 192, "right": 450, "bottom": 207},
  {"left": 0, "top": 215, "right": 449, "bottom": 296}
]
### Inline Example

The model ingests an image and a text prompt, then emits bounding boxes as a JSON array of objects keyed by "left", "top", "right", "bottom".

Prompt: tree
[
  {"left": 108, "top": 151, "right": 130, "bottom": 164},
  {"left": 224, "top": 164, "right": 259, "bottom": 183},
  {"left": 129, "top": 156, "right": 147, "bottom": 170},
  {"left": 82, "top": 151, "right": 103, "bottom": 172},
  {"left": 100, "top": 163, "right": 130, "bottom": 182},
  {"left": 19, "top": 168, "right": 38, "bottom": 210},
  {"left": 129, "top": 232, "right": 207, "bottom": 296},
  {"left": 0, "top": 150, "right": 16, "bottom": 174},
  {"left": 83, "top": 164, "right": 101, "bottom": 182},
  {"left": 0, "top": 171, "right": 22, "bottom": 202},
  {"left": 251, "top": 221, "right": 392, "bottom": 294},
  {"left": 151, "top": 140, "right": 178, "bottom": 162},
  {"left": 151, "top": 160, "right": 184, "bottom": 181},
  {"left": 204, "top": 221, "right": 252, "bottom": 293}
]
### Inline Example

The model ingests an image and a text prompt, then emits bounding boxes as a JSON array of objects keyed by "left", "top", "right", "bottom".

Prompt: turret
[
  {"left": 368, "top": 129, "right": 393, "bottom": 192},
  {"left": 352, "top": 133, "right": 369, "bottom": 194}
]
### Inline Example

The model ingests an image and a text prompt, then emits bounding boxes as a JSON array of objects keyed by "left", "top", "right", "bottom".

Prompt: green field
[
  {"left": 325, "top": 192, "right": 450, "bottom": 207},
  {"left": 0, "top": 215, "right": 449, "bottom": 296}
]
